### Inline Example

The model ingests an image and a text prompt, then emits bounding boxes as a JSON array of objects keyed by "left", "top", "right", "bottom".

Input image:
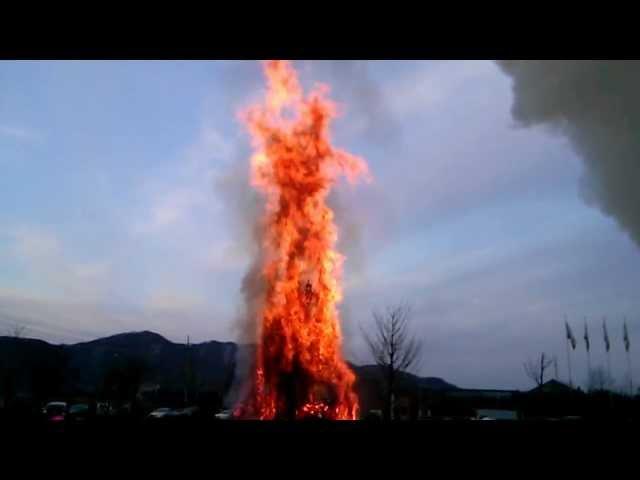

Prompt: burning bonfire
[{"left": 233, "top": 60, "right": 370, "bottom": 420}]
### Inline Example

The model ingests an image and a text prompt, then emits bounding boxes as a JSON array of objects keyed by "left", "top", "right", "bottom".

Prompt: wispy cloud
[
  {"left": 0, "top": 287, "right": 233, "bottom": 344},
  {"left": 386, "top": 61, "right": 497, "bottom": 117},
  {"left": 132, "top": 121, "right": 237, "bottom": 237},
  {"left": 71, "top": 261, "right": 111, "bottom": 280},
  {"left": 204, "top": 241, "right": 249, "bottom": 273},
  {"left": 145, "top": 290, "right": 207, "bottom": 313},
  {"left": 0, "top": 124, "right": 42, "bottom": 142},
  {"left": 132, "top": 187, "right": 207, "bottom": 234},
  {"left": 1, "top": 225, "right": 112, "bottom": 303},
  {"left": 185, "top": 123, "right": 235, "bottom": 171},
  {"left": 347, "top": 221, "right": 640, "bottom": 388},
  {"left": 8, "top": 226, "right": 59, "bottom": 259}
]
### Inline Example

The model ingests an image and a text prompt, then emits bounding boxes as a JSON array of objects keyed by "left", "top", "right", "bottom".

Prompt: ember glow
[{"left": 234, "top": 60, "right": 369, "bottom": 420}]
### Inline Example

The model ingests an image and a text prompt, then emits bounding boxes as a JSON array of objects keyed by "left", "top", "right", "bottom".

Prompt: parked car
[
  {"left": 176, "top": 406, "right": 200, "bottom": 417},
  {"left": 116, "top": 402, "right": 132, "bottom": 416},
  {"left": 147, "top": 407, "right": 173, "bottom": 419},
  {"left": 362, "top": 410, "right": 383, "bottom": 421},
  {"left": 96, "top": 402, "right": 111, "bottom": 416},
  {"left": 43, "top": 401, "right": 67, "bottom": 423},
  {"left": 214, "top": 409, "right": 232, "bottom": 420},
  {"left": 67, "top": 403, "right": 90, "bottom": 423}
]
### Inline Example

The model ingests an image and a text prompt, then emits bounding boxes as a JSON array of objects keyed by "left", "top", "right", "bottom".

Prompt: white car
[
  {"left": 147, "top": 407, "right": 173, "bottom": 419},
  {"left": 214, "top": 410, "right": 232, "bottom": 420}
]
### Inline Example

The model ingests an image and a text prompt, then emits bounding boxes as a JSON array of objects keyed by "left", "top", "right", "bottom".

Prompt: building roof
[
  {"left": 444, "top": 388, "right": 519, "bottom": 399},
  {"left": 528, "top": 379, "right": 575, "bottom": 394}
]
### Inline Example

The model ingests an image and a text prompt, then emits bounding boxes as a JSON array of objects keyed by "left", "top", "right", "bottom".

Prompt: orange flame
[{"left": 234, "top": 60, "right": 369, "bottom": 420}]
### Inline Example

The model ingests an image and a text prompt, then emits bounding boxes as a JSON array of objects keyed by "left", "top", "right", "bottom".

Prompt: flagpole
[
  {"left": 625, "top": 318, "right": 633, "bottom": 396},
  {"left": 627, "top": 349, "right": 633, "bottom": 396},
  {"left": 586, "top": 350, "right": 591, "bottom": 389},
  {"left": 585, "top": 317, "right": 591, "bottom": 392},
  {"left": 565, "top": 315, "right": 573, "bottom": 387},
  {"left": 566, "top": 339, "right": 573, "bottom": 387},
  {"left": 603, "top": 317, "right": 612, "bottom": 383}
]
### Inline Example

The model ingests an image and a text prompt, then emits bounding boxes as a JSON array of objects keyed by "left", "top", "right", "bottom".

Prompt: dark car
[
  {"left": 43, "top": 401, "right": 67, "bottom": 424},
  {"left": 67, "top": 403, "right": 91, "bottom": 423},
  {"left": 176, "top": 406, "right": 200, "bottom": 417}
]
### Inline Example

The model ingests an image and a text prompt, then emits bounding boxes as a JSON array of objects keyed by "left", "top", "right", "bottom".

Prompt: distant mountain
[
  {"left": 0, "top": 331, "right": 237, "bottom": 398},
  {"left": 0, "top": 336, "right": 69, "bottom": 400},
  {"left": 0, "top": 331, "right": 456, "bottom": 403},
  {"left": 351, "top": 364, "right": 458, "bottom": 391}
]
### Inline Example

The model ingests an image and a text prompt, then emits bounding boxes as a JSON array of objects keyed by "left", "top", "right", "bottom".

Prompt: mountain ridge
[{"left": 0, "top": 330, "right": 457, "bottom": 401}]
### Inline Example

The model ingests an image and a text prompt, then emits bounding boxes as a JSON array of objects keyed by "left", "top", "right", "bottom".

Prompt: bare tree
[
  {"left": 361, "top": 303, "right": 422, "bottom": 420},
  {"left": 523, "top": 353, "right": 553, "bottom": 387},
  {"left": 6, "top": 324, "right": 26, "bottom": 338}
]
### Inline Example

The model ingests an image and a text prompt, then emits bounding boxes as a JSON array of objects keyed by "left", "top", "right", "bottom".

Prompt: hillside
[{"left": 0, "top": 331, "right": 456, "bottom": 403}]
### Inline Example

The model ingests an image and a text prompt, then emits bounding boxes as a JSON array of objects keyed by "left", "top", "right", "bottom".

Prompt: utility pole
[
  {"left": 584, "top": 318, "right": 591, "bottom": 392},
  {"left": 624, "top": 319, "right": 632, "bottom": 396},
  {"left": 184, "top": 335, "right": 191, "bottom": 405}
]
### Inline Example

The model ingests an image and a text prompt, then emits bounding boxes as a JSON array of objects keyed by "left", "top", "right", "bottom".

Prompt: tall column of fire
[{"left": 234, "top": 60, "right": 369, "bottom": 420}]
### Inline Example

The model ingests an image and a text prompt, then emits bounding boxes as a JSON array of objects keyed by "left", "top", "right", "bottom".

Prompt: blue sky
[{"left": 1, "top": 60, "right": 639, "bottom": 390}]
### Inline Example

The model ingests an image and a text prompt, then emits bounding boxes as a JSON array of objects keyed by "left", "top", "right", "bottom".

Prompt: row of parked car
[
  {"left": 43, "top": 401, "right": 91, "bottom": 424},
  {"left": 146, "top": 407, "right": 232, "bottom": 420},
  {"left": 41, "top": 401, "right": 233, "bottom": 424}
]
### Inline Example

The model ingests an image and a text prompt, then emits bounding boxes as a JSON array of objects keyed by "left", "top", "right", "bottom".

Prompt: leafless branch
[
  {"left": 523, "top": 352, "right": 553, "bottom": 386},
  {"left": 360, "top": 303, "right": 423, "bottom": 419},
  {"left": 6, "top": 324, "right": 27, "bottom": 339}
]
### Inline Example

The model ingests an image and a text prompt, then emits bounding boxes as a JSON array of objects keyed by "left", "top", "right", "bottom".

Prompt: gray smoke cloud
[
  {"left": 218, "top": 60, "right": 398, "bottom": 146},
  {"left": 298, "top": 60, "right": 401, "bottom": 148},
  {"left": 497, "top": 60, "right": 640, "bottom": 247},
  {"left": 213, "top": 146, "right": 264, "bottom": 407},
  {"left": 215, "top": 61, "right": 268, "bottom": 347},
  {"left": 212, "top": 146, "right": 264, "bottom": 345}
]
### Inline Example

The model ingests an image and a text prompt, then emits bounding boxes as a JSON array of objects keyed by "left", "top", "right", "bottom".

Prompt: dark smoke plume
[
  {"left": 299, "top": 60, "right": 400, "bottom": 148},
  {"left": 497, "top": 60, "right": 640, "bottom": 247},
  {"left": 212, "top": 146, "right": 264, "bottom": 345},
  {"left": 213, "top": 148, "right": 265, "bottom": 407}
]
